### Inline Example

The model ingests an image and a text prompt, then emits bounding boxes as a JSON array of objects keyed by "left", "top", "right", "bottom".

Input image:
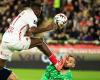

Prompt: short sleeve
[
  {"left": 23, "top": 9, "right": 38, "bottom": 28},
  {"left": 27, "top": 16, "right": 38, "bottom": 28}
]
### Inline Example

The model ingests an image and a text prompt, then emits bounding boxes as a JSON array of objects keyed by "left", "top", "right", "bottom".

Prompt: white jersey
[{"left": 2, "top": 8, "right": 38, "bottom": 42}]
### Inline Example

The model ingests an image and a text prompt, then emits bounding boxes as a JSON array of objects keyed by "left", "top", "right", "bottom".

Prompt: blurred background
[{"left": 0, "top": 0, "right": 100, "bottom": 80}]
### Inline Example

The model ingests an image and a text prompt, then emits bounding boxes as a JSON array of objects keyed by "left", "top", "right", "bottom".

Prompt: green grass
[
  {"left": 12, "top": 68, "right": 100, "bottom": 80},
  {"left": 73, "top": 70, "right": 100, "bottom": 80}
]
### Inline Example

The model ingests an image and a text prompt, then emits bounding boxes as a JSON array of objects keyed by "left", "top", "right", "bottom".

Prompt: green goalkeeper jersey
[{"left": 41, "top": 64, "right": 72, "bottom": 80}]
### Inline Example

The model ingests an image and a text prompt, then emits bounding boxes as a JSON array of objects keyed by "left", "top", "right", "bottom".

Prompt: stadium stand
[{"left": 0, "top": 0, "right": 100, "bottom": 44}]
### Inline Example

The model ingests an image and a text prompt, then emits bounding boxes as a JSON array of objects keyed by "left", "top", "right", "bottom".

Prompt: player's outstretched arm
[
  {"left": 29, "top": 23, "right": 58, "bottom": 34},
  {"left": 7, "top": 72, "right": 18, "bottom": 80}
]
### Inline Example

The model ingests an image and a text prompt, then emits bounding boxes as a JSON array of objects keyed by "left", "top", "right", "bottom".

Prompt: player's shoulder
[
  {"left": 24, "top": 8, "right": 37, "bottom": 17},
  {"left": 24, "top": 8, "right": 33, "bottom": 13},
  {"left": 47, "top": 64, "right": 55, "bottom": 71}
]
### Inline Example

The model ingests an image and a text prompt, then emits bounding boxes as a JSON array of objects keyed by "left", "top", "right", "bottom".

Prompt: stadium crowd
[{"left": 0, "top": 0, "right": 100, "bottom": 44}]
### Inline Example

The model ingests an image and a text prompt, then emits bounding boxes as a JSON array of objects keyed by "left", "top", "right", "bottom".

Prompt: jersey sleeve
[
  {"left": 23, "top": 9, "right": 38, "bottom": 28},
  {"left": 27, "top": 16, "right": 38, "bottom": 28}
]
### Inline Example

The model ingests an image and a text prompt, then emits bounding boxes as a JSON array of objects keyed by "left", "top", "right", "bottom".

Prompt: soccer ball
[{"left": 54, "top": 13, "right": 67, "bottom": 29}]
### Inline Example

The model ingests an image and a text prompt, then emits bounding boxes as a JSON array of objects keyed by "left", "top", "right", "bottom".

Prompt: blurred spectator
[
  {"left": 95, "top": 30, "right": 100, "bottom": 41},
  {"left": 69, "top": 28, "right": 80, "bottom": 39},
  {"left": 77, "top": 32, "right": 84, "bottom": 41},
  {"left": 42, "top": 0, "right": 50, "bottom": 20},
  {"left": 83, "top": 32, "right": 94, "bottom": 41},
  {"left": 53, "top": 0, "right": 61, "bottom": 15},
  {"left": 0, "top": 0, "right": 100, "bottom": 43}
]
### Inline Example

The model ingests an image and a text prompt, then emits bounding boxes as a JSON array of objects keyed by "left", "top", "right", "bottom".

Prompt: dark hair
[
  {"left": 30, "top": 0, "right": 42, "bottom": 8},
  {"left": 68, "top": 54, "right": 76, "bottom": 63},
  {"left": 62, "top": 66, "right": 69, "bottom": 70},
  {"left": 30, "top": 3, "right": 42, "bottom": 8}
]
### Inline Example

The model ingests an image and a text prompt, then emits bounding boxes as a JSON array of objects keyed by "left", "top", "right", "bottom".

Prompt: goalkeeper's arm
[{"left": 41, "top": 67, "right": 50, "bottom": 80}]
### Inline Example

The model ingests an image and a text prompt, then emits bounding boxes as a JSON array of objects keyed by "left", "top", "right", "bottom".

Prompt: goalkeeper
[{"left": 41, "top": 55, "right": 76, "bottom": 80}]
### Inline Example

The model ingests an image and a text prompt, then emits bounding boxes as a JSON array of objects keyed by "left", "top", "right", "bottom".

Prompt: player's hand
[{"left": 47, "top": 23, "right": 58, "bottom": 30}]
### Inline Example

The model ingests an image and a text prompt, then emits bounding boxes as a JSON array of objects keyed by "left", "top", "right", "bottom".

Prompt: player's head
[
  {"left": 30, "top": 0, "right": 42, "bottom": 17},
  {"left": 63, "top": 55, "right": 76, "bottom": 70},
  {"left": 0, "top": 58, "right": 7, "bottom": 69}
]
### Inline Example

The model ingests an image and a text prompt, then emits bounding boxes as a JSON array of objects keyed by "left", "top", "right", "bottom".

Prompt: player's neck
[{"left": 61, "top": 70, "right": 67, "bottom": 74}]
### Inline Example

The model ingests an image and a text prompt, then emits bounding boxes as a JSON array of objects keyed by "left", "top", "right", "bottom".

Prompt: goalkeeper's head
[{"left": 62, "top": 55, "right": 76, "bottom": 70}]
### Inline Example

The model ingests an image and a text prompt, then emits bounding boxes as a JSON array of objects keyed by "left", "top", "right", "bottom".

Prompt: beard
[{"left": 62, "top": 66, "right": 69, "bottom": 70}]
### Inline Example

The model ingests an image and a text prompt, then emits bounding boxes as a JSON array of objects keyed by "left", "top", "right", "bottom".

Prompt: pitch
[{"left": 12, "top": 68, "right": 100, "bottom": 80}]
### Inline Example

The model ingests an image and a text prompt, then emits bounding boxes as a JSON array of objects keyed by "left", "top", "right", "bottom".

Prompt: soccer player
[
  {"left": 0, "top": 58, "right": 17, "bottom": 80},
  {"left": 0, "top": 0, "right": 66, "bottom": 71},
  {"left": 41, "top": 55, "right": 76, "bottom": 80}
]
